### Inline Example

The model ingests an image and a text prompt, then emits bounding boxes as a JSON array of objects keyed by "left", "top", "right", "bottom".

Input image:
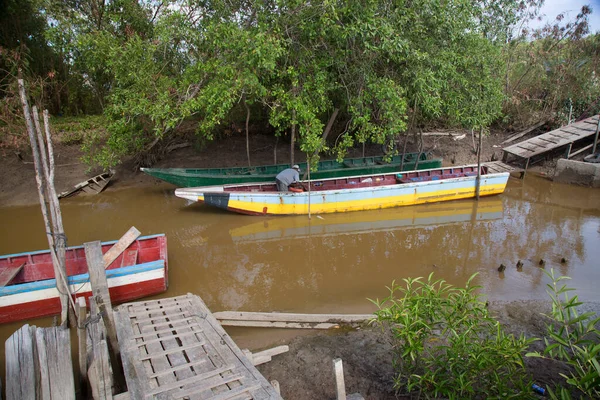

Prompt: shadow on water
[{"left": 0, "top": 175, "right": 598, "bottom": 353}]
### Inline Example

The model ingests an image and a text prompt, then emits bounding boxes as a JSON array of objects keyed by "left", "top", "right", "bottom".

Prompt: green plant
[
  {"left": 370, "top": 273, "right": 534, "bottom": 399},
  {"left": 527, "top": 269, "right": 600, "bottom": 399}
]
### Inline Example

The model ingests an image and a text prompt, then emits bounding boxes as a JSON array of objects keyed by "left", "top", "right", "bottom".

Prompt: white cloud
[{"left": 533, "top": 0, "right": 600, "bottom": 34}]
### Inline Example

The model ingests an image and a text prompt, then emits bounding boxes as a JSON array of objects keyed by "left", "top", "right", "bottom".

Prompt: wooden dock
[
  {"left": 114, "top": 293, "right": 282, "bottom": 399},
  {"left": 502, "top": 115, "right": 600, "bottom": 169},
  {"left": 484, "top": 161, "right": 523, "bottom": 176}
]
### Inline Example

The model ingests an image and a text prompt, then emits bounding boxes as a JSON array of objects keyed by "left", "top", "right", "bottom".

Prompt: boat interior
[
  {"left": 0, "top": 236, "right": 164, "bottom": 285},
  {"left": 224, "top": 166, "right": 487, "bottom": 193}
]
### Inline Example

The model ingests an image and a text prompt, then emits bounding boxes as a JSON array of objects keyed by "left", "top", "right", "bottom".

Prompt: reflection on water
[
  {"left": 0, "top": 175, "right": 599, "bottom": 352},
  {"left": 230, "top": 200, "right": 503, "bottom": 243}
]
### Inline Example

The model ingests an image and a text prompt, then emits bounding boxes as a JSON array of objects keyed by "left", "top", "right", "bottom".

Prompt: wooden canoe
[
  {"left": 140, "top": 152, "right": 442, "bottom": 187},
  {"left": 0, "top": 234, "right": 168, "bottom": 324},
  {"left": 175, "top": 165, "right": 510, "bottom": 215}
]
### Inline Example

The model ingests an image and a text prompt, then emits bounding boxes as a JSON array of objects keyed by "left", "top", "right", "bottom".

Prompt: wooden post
[
  {"left": 307, "top": 158, "right": 311, "bottom": 220},
  {"left": 78, "top": 297, "right": 88, "bottom": 397},
  {"left": 476, "top": 127, "right": 483, "bottom": 200},
  {"left": 593, "top": 117, "right": 600, "bottom": 154},
  {"left": 565, "top": 142, "right": 572, "bottom": 159},
  {"left": 18, "top": 79, "right": 70, "bottom": 325},
  {"left": 5, "top": 325, "right": 37, "bottom": 399},
  {"left": 85, "top": 241, "right": 125, "bottom": 391},
  {"left": 333, "top": 358, "right": 346, "bottom": 400},
  {"left": 87, "top": 297, "right": 114, "bottom": 400}
]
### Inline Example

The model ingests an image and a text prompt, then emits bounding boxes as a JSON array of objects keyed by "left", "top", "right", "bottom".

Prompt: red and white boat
[{"left": 0, "top": 234, "right": 168, "bottom": 324}]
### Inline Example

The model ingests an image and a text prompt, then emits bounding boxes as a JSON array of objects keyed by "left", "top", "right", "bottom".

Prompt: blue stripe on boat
[
  {"left": 0, "top": 260, "right": 165, "bottom": 296},
  {"left": 0, "top": 234, "right": 165, "bottom": 260}
]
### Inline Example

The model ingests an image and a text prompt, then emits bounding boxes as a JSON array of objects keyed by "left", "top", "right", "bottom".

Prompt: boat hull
[
  {"left": 0, "top": 234, "right": 168, "bottom": 324},
  {"left": 142, "top": 153, "right": 442, "bottom": 187},
  {"left": 176, "top": 169, "right": 510, "bottom": 215}
]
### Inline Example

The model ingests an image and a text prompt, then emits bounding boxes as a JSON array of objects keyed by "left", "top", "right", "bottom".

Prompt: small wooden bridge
[{"left": 502, "top": 115, "right": 600, "bottom": 169}]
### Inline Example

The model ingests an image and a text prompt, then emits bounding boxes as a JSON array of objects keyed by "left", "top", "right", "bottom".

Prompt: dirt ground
[
  {"left": 0, "top": 128, "right": 559, "bottom": 208},
  {"left": 0, "top": 129, "right": 596, "bottom": 398}
]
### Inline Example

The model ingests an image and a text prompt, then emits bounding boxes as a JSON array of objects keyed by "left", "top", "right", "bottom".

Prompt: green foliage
[
  {"left": 526, "top": 269, "right": 600, "bottom": 399},
  {"left": 51, "top": 115, "right": 107, "bottom": 145},
  {"left": 9, "top": 0, "right": 598, "bottom": 167},
  {"left": 503, "top": 7, "right": 599, "bottom": 127},
  {"left": 370, "top": 273, "right": 535, "bottom": 399}
]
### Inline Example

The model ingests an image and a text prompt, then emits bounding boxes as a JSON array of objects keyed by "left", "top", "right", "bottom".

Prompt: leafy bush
[
  {"left": 527, "top": 269, "right": 600, "bottom": 399},
  {"left": 370, "top": 273, "right": 535, "bottom": 399}
]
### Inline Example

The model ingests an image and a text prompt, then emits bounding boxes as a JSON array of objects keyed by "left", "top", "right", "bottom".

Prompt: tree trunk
[
  {"left": 290, "top": 110, "right": 296, "bottom": 166},
  {"left": 243, "top": 94, "right": 251, "bottom": 167}
]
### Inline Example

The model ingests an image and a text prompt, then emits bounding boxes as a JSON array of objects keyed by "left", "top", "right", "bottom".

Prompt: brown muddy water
[{"left": 0, "top": 175, "right": 599, "bottom": 370}]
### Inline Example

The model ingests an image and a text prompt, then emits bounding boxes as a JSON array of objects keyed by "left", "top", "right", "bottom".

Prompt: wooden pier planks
[
  {"left": 503, "top": 115, "right": 600, "bottom": 162},
  {"left": 483, "top": 161, "right": 522, "bottom": 175},
  {"left": 114, "top": 294, "right": 282, "bottom": 400},
  {"left": 5, "top": 324, "right": 75, "bottom": 400}
]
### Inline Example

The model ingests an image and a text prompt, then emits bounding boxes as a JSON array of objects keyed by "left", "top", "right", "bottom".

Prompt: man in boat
[{"left": 275, "top": 165, "right": 301, "bottom": 191}]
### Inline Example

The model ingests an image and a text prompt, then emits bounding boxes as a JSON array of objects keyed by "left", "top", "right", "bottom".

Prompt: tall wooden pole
[
  {"left": 476, "top": 127, "right": 483, "bottom": 200},
  {"left": 307, "top": 158, "right": 311, "bottom": 220},
  {"left": 18, "top": 79, "right": 70, "bottom": 325}
]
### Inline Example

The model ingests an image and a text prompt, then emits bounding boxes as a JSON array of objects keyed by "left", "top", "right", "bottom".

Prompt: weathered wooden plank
[
  {"left": 503, "top": 115, "right": 600, "bottom": 159},
  {"left": 138, "top": 342, "right": 205, "bottom": 360},
  {"left": 36, "top": 326, "right": 76, "bottom": 399},
  {"left": 77, "top": 296, "right": 88, "bottom": 396},
  {"left": 133, "top": 300, "right": 200, "bottom": 398},
  {"left": 103, "top": 227, "right": 141, "bottom": 269},
  {"left": 87, "top": 297, "right": 113, "bottom": 400},
  {"left": 0, "top": 262, "right": 25, "bottom": 287},
  {"left": 133, "top": 324, "right": 202, "bottom": 340},
  {"left": 200, "top": 384, "right": 262, "bottom": 400},
  {"left": 333, "top": 358, "right": 346, "bottom": 400},
  {"left": 115, "top": 295, "right": 282, "bottom": 400},
  {"left": 113, "top": 307, "right": 147, "bottom": 400},
  {"left": 131, "top": 311, "right": 189, "bottom": 324},
  {"left": 501, "top": 121, "right": 546, "bottom": 144},
  {"left": 5, "top": 324, "right": 36, "bottom": 400},
  {"left": 128, "top": 304, "right": 190, "bottom": 317},
  {"left": 128, "top": 312, "right": 179, "bottom": 395},
  {"left": 213, "top": 311, "right": 373, "bottom": 324},
  {"left": 219, "top": 320, "right": 340, "bottom": 329},
  {"left": 85, "top": 241, "right": 121, "bottom": 378},
  {"left": 87, "top": 338, "right": 113, "bottom": 400},
  {"left": 146, "top": 366, "right": 237, "bottom": 396},
  {"left": 188, "top": 295, "right": 281, "bottom": 399},
  {"left": 148, "top": 359, "right": 209, "bottom": 378},
  {"left": 161, "top": 302, "right": 231, "bottom": 399},
  {"left": 251, "top": 346, "right": 289, "bottom": 360}
]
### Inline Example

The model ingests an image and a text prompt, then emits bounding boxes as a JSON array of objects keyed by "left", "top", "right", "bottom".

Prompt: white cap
[{"left": 292, "top": 164, "right": 301, "bottom": 171}]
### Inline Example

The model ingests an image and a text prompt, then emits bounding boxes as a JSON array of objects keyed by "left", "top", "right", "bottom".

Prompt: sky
[{"left": 536, "top": 0, "right": 600, "bottom": 33}]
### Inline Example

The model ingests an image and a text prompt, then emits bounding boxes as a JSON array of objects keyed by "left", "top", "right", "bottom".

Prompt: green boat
[{"left": 140, "top": 152, "right": 443, "bottom": 187}]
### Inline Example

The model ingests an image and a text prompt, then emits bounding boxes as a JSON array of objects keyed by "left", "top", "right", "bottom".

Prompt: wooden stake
[
  {"left": 333, "top": 358, "right": 346, "bottom": 400},
  {"left": 77, "top": 297, "right": 88, "bottom": 397},
  {"left": 308, "top": 158, "right": 311, "bottom": 220},
  {"left": 18, "top": 79, "right": 70, "bottom": 325},
  {"left": 85, "top": 241, "right": 125, "bottom": 391},
  {"left": 476, "top": 127, "right": 483, "bottom": 200},
  {"left": 593, "top": 117, "right": 600, "bottom": 154}
]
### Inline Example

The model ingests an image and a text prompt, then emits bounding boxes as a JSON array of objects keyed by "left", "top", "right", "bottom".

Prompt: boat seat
[{"left": 121, "top": 249, "right": 138, "bottom": 268}]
